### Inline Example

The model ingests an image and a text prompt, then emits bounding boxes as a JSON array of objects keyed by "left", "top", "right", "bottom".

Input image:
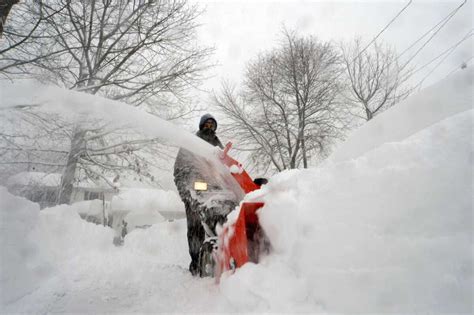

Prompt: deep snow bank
[
  {"left": 331, "top": 67, "right": 473, "bottom": 162},
  {"left": 0, "top": 188, "right": 47, "bottom": 304},
  {"left": 0, "top": 187, "right": 197, "bottom": 313},
  {"left": 223, "top": 109, "right": 472, "bottom": 313},
  {"left": 0, "top": 189, "right": 116, "bottom": 306}
]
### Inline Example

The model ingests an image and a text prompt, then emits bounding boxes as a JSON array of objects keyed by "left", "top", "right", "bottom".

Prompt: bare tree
[
  {"left": 1, "top": 0, "right": 212, "bottom": 204},
  {"left": 214, "top": 30, "right": 345, "bottom": 173},
  {"left": 340, "top": 38, "right": 412, "bottom": 121},
  {"left": 0, "top": 108, "right": 68, "bottom": 184},
  {"left": 1, "top": 0, "right": 211, "bottom": 102}
]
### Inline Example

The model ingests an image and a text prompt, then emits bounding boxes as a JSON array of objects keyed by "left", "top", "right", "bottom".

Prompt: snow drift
[
  {"left": 229, "top": 109, "right": 472, "bottom": 313},
  {"left": 331, "top": 66, "right": 472, "bottom": 162},
  {"left": 0, "top": 189, "right": 116, "bottom": 305},
  {"left": 221, "top": 68, "right": 473, "bottom": 313}
]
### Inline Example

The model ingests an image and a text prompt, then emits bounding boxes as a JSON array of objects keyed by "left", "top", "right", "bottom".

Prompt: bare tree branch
[{"left": 340, "top": 38, "right": 413, "bottom": 121}]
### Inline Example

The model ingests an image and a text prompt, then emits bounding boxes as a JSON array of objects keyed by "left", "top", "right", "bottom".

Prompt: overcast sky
[{"left": 193, "top": 0, "right": 473, "bottom": 96}]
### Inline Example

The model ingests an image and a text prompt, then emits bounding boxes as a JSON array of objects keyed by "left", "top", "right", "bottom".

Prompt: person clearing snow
[{"left": 173, "top": 114, "right": 239, "bottom": 276}]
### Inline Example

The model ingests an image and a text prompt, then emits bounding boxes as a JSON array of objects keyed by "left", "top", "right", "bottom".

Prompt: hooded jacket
[
  {"left": 173, "top": 114, "right": 230, "bottom": 221},
  {"left": 196, "top": 114, "right": 223, "bottom": 149},
  {"left": 199, "top": 113, "right": 218, "bottom": 131}
]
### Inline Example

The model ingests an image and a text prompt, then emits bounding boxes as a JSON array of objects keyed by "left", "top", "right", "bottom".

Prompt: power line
[
  {"left": 414, "top": 30, "right": 473, "bottom": 89},
  {"left": 399, "top": 0, "right": 467, "bottom": 70},
  {"left": 354, "top": 0, "right": 413, "bottom": 62},
  {"left": 337, "top": 0, "right": 467, "bottom": 93},
  {"left": 397, "top": 0, "right": 467, "bottom": 59},
  {"left": 411, "top": 29, "right": 473, "bottom": 76},
  {"left": 337, "top": 0, "right": 413, "bottom": 79}
]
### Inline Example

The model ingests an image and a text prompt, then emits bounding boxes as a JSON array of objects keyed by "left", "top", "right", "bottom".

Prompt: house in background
[
  {"left": 6, "top": 171, "right": 117, "bottom": 209},
  {"left": 6, "top": 172, "right": 186, "bottom": 240}
]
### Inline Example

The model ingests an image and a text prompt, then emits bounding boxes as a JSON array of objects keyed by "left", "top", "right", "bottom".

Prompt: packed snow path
[{"left": 1, "top": 69, "right": 472, "bottom": 313}]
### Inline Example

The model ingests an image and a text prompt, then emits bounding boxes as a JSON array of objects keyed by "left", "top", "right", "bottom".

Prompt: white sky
[{"left": 193, "top": 0, "right": 473, "bottom": 95}]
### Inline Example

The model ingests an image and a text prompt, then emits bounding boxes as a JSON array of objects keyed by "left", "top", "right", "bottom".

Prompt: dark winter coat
[
  {"left": 174, "top": 115, "right": 224, "bottom": 200},
  {"left": 173, "top": 129, "right": 226, "bottom": 217},
  {"left": 173, "top": 119, "right": 235, "bottom": 274},
  {"left": 173, "top": 129, "right": 224, "bottom": 200}
]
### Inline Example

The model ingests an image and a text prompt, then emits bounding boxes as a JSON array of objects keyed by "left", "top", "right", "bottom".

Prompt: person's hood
[{"left": 199, "top": 113, "right": 217, "bottom": 130}]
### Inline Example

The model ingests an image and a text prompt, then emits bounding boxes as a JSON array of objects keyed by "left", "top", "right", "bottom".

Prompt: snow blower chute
[{"left": 215, "top": 142, "right": 269, "bottom": 279}]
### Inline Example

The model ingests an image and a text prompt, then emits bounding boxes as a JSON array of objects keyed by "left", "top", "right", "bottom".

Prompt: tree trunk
[
  {"left": 302, "top": 136, "right": 308, "bottom": 168},
  {"left": 58, "top": 128, "right": 86, "bottom": 205},
  {"left": 0, "top": 0, "right": 19, "bottom": 37},
  {"left": 365, "top": 107, "right": 373, "bottom": 121}
]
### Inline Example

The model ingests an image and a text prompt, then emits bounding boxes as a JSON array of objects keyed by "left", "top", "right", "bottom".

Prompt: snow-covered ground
[{"left": 1, "top": 69, "right": 472, "bottom": 313}]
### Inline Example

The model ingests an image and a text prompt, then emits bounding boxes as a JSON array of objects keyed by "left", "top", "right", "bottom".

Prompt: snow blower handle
[
  {"left": 222, "top": 141, "right": 232, "bottom": 158},
  {"left": 219, "top": 141, "right": 260, "bottom": 194}
]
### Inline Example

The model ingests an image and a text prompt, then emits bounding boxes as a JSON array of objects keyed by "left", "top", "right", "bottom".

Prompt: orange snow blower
[{"left": 215, "top": 142, "right": 269, "bottom": 279}]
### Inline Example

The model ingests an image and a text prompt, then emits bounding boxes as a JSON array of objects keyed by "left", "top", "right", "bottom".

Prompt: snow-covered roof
[
  {"left": 6, "top": 172, "right": 115, "bottom": 190},
  {"left": 7, "top": 172, "right": 61, "bottom": 187},
  {"left": 111, "top": 187, "right": 184, "bottom": 213}
]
